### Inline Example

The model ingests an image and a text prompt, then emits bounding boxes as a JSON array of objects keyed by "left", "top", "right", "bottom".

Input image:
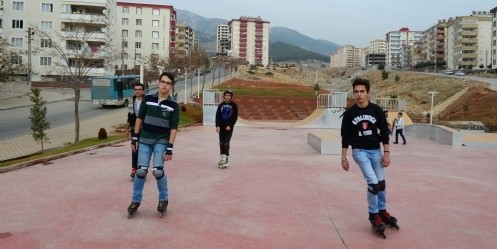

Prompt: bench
[{"left": 307, "top": 132, "right": 341, "bottom": 155}]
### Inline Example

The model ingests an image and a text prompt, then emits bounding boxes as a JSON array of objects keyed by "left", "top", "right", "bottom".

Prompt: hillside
[
  {"left": 269, "top": 41, "right": 330, "bottom": 63},
  {"left": 269, "top": 27, "right": 340, "bottom": 56}
]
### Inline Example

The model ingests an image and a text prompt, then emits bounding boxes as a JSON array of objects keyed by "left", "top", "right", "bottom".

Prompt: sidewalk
[{"left": 1, "top": 125, "right": 497, "bottom": 249}]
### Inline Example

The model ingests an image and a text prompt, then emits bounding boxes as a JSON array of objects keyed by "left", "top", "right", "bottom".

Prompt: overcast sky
[{"left": 120, "top": 0, "right": 495, "bottom": 47}]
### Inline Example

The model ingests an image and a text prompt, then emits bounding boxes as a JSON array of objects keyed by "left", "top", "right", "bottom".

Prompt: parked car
[
  {"left": 455, "top": 71, "right": 465, "bottom": 76},
  {"left": 445, "top": 70, "right": 454, "bottom": 75}
]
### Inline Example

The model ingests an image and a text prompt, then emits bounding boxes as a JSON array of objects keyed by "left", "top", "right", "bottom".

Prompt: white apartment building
[
  {"left": 116, "top": 1, "right": 176, "bottom": 72},
  {"left": 216, "top": 24, "right": 229, "bottom": 55},
  {"left": 175, "top": 23, "right": 195, "bottom": 58},
  {"left": 228, "top": 16, "right": 269, "bottom": 66},
  {"left": 367, "top": 39, "right": 387, "bottom": 66},
  {"left": 489, "top": 7, "right": 497, "bottom": 69},
  {"left": 1, "top": 0, "right": 117, "bottom": 81},
  {"left": 385, "top": 27, "right": 423, "bottom": 68},
  {"left": 330, "top": 45, "right": 365, "bottom": 68},
  {"left": 446, "top": 11, "right": 492, "bottom": 70}
]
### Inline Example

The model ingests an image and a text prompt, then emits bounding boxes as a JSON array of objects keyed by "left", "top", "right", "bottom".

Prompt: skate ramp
[{"left": 204, "top": 106, "right": 344, "bottom": 129}]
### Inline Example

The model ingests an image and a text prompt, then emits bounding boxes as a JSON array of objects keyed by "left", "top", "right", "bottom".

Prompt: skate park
[{"left": 1, "top": 87, "right": 497, "bottom": 249}]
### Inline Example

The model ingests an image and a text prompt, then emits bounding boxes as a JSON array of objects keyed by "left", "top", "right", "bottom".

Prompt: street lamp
[{"left": 428, "top": 91, "right": 438, "bottom": 125}]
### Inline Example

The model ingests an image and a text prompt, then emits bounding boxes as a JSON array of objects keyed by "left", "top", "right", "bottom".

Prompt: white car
[
  {"left": 455, "top": 71, "right": 465, "bottom": 76},
  {"left": 445, "top": 70, "right": 454, "bottom": 75}
]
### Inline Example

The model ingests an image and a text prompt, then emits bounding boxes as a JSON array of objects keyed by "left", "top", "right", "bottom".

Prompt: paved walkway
[{"left": 1, "top": 125, "right": 497, "bottom": 249}]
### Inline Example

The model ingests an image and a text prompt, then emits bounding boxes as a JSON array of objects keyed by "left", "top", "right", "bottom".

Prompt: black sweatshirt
[
  {"left": 341, "top": 102, "right": 390, "bottom": 149},
  {"left": 215, "top": 101, "right": 238, "bottom": 129}
]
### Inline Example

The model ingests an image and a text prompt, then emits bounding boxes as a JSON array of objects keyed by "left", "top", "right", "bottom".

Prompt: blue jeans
[
  {"left": 132, "top": 142, "right": 168, "bottom": 203},
  {"left": 352, "top": 148, "right": 387, "bottom": 213}
]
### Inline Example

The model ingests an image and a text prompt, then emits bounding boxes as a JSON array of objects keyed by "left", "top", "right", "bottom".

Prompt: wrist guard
[
  {"left": 165, "top": 143, "right": 173, "bottom": 155},
  {"left": 131, "top": 135, "right": 139, "bottom": 145}
]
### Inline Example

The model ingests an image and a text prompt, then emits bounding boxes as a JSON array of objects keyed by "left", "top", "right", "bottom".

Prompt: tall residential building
[
  {"left": 446, "top": 11, "right": 492, "bottom": 70},
  {"left": 116, "top": 1, "right": 176, "bottom": 71},
  {"left": 490, "top": 7, "right": 497, "bottom": 69},
  {"left": 366, "top": 39, "right": 387, "bottom": 65},
  {"left": 385, "top": 27, "right": 423, "bottom": 68},
  {"left": 423, "top": 20, "right": 448, "bottom": 66},
  {"left": 216, "top": 24, "right": 229, "bottom": 55},
  {"left": 1, "top": 0, "right": 117, "bottom": 81},
  {"left": 175, "top": 23, "right": 195, "bottom": 58},
  {"left": 228, "top": 16, "right": 270, "bottom": 66},
  {"left": 330, "top": 45, "right": 364, "bottom": 68}
]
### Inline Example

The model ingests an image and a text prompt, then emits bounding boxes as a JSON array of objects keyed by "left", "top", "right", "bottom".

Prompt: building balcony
[
  {"left": 455, "top": 46, "right": 478, "bottom": 52},
  {"left": 461, "top": 23, "right": 478, "bottom": 29},
  {"left": 460, "top": 38, "right": 477, "bottom": 44},
  {"left": 61, "top": 13, "right": 107, "bottom": 24},
  {"left": 61, "top": 31, "right": 108, "bottom": 42},
  {"left": 461, "top": 31, "right": 478, "bottom": 36},
  {"left": 455, "top": 53, "right": 478, "bottom": 59}
]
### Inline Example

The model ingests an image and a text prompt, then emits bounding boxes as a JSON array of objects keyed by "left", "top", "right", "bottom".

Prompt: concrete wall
[
  {"left": 405, "top": 124, "right": 463, "bottom": 146},
  {"left": 0, "top": 81, "right": 31, "bottom": 100}
]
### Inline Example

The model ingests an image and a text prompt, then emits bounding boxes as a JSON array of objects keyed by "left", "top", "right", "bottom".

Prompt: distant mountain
[
  {"left": 269, "top": 27, "right": 340, "bottom": 56},
  {"left": 175, "top": 10, "right": 340, "bottom": 59},
  {"left": 270, "top": 41, "right": 330, "bottom": 63}
]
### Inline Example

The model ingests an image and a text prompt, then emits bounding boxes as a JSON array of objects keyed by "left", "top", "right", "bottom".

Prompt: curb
[{"left": 0, "top": 138, "right": 129, "bottom": 173}]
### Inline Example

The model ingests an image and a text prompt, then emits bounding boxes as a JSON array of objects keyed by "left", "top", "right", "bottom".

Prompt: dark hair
[
  {"left": 133, "top": 82, "right": 144, "bottom": 89},
  {"left": 159, "top": 72, "right": 175, "bottom": 85},
  {"left": 398, "top": 112, "right": 403, "bottom": 116},
  {"left": 352, "top": 78, "right": 370, "bottom": 93},
  {"left": 223, "top": 89, "right": 233, "bottom": 97}
]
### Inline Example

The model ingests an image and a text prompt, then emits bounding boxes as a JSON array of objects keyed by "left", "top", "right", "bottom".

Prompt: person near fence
[
  {"left": 393, "top": 112, "right": 406, "bottom": 145},
  {"left": 215, "top": 89, "right": 238, "bottom": 169},
  {"left": 340, "top": 78, "right": 398, "bottom": 234}
]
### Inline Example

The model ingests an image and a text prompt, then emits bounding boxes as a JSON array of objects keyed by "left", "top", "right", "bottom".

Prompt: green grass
[
  {"left": 0, "top": 109, "right": 202, "bottom": 168},
  {"left": 213, "top": 83, "right": 326, "bottom": 98}
]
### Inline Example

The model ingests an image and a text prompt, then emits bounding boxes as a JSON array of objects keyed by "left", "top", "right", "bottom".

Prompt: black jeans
[
  {"left": 395, "top": 129, "right": 406, "bottom": 144},
  {"left": 219, "top": 129, "right": 233, "bottom": 156}
]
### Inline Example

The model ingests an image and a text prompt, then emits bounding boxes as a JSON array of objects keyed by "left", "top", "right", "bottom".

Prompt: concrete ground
[{"left": 1, "top": 125, "right": 497, "bottom": 249}]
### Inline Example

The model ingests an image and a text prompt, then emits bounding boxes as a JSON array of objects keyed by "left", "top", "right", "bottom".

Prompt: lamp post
[{"left": 428, "top": 91, "right": 438, "bottom": 125}]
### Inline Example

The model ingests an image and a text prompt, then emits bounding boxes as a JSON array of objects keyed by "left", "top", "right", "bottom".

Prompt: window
[
  {"left": 152, "top": 31, "right": 159, "bottom": 39},
  {"left": 13, "top": 1, "right": 24, "bottom": 11},
  {"left": 152, "top": 9, "right": 160, "bottom": 15},
  {"left": 40, "top": 21, "right": 53, "bottom": 30},
  {"left": 11, "top": 55, "right": 23, "bottom": 65},
  {"left": 40, "top": 57, "right": 52, "bottom": 66},
  {"left": 135, "top": 30, "right": 142, "bottom": 38},
  {"left": 122, "top": 41, "right": 128, "bottom": 48},
  {"left": 152, "top": 20, "right": 159, "bottom": 27},
  {"left": 41, "top": 3, "right": 54, "bottom": 13},
  {"left": 152, "top": 43, "right": 159, "bottom": 50},
  {"left": 135, "top": 42, "right": 141, "bottom": 49},
  {"left": 41, "top": 39, "right": 52, "bottom": 48},
  {"left": 12, "top": 20, "right": 24, "bottom": 29},
  {"left": 122, "top": 7, "right": 129, "bottom": 13},
  {"left": 136, "top": 19, "right": 142, "bottom": 25},
  {"left": 61, "top": 4, "right": 71, "bottom": 13},
  {"left": 11, "top": 37, "right": 23, "bottom": 47},
  {"left": 135, "top": 53, "right": 141, "bottom": 60},
  {"left": 124, "top": 53, "right": 129, "bottom": 59},
  {"left": 136, "top": 7, "right": 142, "bottom": 14},
  {"left": 122, "top": 18, "right": 128, "bottom": 25},
  {"left": 0, "top": 19, "right": 2, "bottom": 29},
  {"left": 122, "top": 30, "right": 128, "bottom": 37}
]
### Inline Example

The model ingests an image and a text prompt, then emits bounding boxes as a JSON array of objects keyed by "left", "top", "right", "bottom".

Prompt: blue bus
[{"left": 91, "top": 75, "right": 140, "bottom": 107}]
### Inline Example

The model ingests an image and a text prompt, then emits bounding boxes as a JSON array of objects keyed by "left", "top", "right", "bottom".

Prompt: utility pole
[
  {"left": 26, "top": 27, "right": 35, "bottom": 83},
  {"left": 428, "top": 91, "right": 438, "bottom": 125},
  {"left": 434, "top": 27, "right": 437, "bottom": 73},
  {"left": 121, "top": 37, "right": 125, "bottom": 76}
]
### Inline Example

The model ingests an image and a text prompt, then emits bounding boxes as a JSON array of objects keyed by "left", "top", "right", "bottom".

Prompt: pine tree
[{"left": 29, "top": 88, "right": 50, "bottom": 152}]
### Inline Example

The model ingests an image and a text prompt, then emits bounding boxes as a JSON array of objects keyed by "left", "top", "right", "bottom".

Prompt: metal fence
[
  {"left": 317, "top": 92, "right": 347, "bottom": 108},
  {"left": 370, "top": 98, "right": 406, "bottom": 112}
]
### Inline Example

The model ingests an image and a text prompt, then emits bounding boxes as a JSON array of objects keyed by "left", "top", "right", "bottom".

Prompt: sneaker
[
  {"left": 379, "top": 210, "right": 398, "bottom": 226},
  {"left": 369, "top": 213, "right": 386, "bottom": 231},
  {"left": 402, "top": 142, "right": 406, "bottom": 145},
  {"left": 128, "top": 202, "right": 140, "bottom": 213},
  {"left": 157, "top": 200, "right": 168, "bottom": 213},
  {"left": 393, "top": 142, "right": 399, "bottom": 144},
  {"left": 130, "top": 168, "right": 137, "bottom": 178}
]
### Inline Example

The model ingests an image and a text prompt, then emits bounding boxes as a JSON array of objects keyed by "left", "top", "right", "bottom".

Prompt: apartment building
[
  {"left": 228, "top": 16, "right": 270, "bottom": 66},
  {"left": 116, "top": 1, "right": 176, "bottom": 71},
  {"left": 1, "top": 0, "right": 117, "bottom": 81},
  {"left": 216, "top": 24, "right": 229, "bottom": 55},
  {"left": 446, "top": 11, "right": 492, "bottom": 70},
  {"left": 490, "top": 7, "right": 497, "bottom": 69},
  {"left": 366, "top": 39, "right": 386, "bottom": 66},
  {"left": 385, "top": 27, "right": 423, "bottom": 68},
  {"left": 330, "top": 45, "right": 365, "bottom": 68},
  {"left": 422, "top": 20, "right": 448, "bottom": 67},
  {"left": 174, "top": 23, "right": 196, "bottom": 58}
]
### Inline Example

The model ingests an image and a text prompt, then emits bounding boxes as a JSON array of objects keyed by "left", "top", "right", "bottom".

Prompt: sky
[{"left": 121, "top": 0, "right": 495, "bottom": 47}]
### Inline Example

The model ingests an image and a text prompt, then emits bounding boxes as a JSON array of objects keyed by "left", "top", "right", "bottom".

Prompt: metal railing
[
  {"left": 317, "top": 92, "right": 347, "bottom": 108},
  {"left": 371, "top": 98, "right": 406, "bottom": 112}
]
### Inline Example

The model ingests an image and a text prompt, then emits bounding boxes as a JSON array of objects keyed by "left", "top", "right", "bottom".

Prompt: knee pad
[
  {"left": 152, "top": 168, "right": 164, "bottom": 180},
  {"left": 368, "top": 183, "right": 381, "bottom": 195},
  {"left": 378, "top": 180, "right": 386, "bottom": 191},
  {"left": 136, "top": 167, "right": 148, "bottom": 179}
]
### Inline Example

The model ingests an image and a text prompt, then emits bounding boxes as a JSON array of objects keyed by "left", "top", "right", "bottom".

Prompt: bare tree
[
  {"left": 0, "top": 38, "right": 27, "bottom": 81},
  {"left": 32, "top": 8, "right": 119, "bottom": 142}
]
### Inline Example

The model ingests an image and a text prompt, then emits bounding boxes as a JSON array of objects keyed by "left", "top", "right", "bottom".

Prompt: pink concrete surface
[{"left": 1, "top": 125, "right": 497, "bottom": 249}]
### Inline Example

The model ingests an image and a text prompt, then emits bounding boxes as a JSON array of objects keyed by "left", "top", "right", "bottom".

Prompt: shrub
[
  {"left": 264, "top": 72, "right": 273, "bottom": 76},
  {"left": 395, "top": 75, "right": 400, "bottom": 81},
  {"left": 98, "top": 128, "right": 108, "bottom": 140}
]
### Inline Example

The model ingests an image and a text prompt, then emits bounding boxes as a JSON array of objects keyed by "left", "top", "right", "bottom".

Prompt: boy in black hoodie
[{"left": 215, "top": 89, "right": 238, "bottom": 168}]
